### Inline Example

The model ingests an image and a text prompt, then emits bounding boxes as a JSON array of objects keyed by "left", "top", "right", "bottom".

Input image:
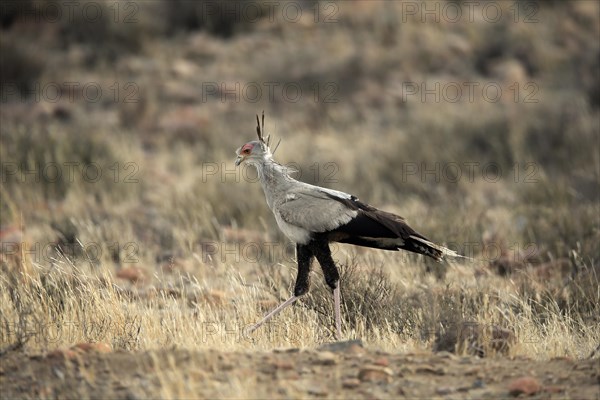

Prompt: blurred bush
[
  {"left": 0, "top": 36, "right": 43, "bottom": 98},
  {"left": 163, "top": 0, "right": 271, "bottom": 37}
]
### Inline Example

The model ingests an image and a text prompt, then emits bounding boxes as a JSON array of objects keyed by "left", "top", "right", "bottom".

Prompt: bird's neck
[
  {"left": 256, "top": 157, "right": 293, "bottom": 184},
  {"left": 254, "top": 157, "right": 295, "bottom": 205}
]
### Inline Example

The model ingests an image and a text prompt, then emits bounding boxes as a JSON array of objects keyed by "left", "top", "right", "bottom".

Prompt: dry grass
[
  {"left": 1, "top": 0, "right": 598, "bottom": 367},
  {"left": 1, "top": 242, "right": 598, "bottom": 358}
]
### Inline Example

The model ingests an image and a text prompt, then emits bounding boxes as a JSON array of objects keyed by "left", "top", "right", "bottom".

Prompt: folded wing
[
  {"left": 276, "top": 186, "right": 456, "bottom": 261},
  {"left": 275, "top": 188, "right": 358, "bottom": 233}
]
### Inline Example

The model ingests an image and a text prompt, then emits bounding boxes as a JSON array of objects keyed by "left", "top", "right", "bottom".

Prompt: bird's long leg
[
  {"left": 312, "top": 238, "right": 342, "bottom": 340},
  {"left": 333, "top": 285, "right": 341, "bottom": 340},
  {"left": 247, "top": 295, "right": 300, "bottom": 334},
  {"left": 248, "top": 244, "right": 313, "bottom": 335}
]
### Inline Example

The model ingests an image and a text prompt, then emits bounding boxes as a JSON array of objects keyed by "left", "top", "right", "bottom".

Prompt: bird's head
[
  {"left": 234, "top": 140, "right": 270, "bottom": 166},
  {"left": 235, "top": 112, "right": 274, "bottom": 167}
]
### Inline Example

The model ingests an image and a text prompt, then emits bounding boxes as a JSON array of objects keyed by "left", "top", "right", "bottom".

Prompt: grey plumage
[
  {"left": 235, "top": 113, "right": 460, "bottom": 338},
  {"left": 236, "top": 138, "right": 457, "bottom": 260}
]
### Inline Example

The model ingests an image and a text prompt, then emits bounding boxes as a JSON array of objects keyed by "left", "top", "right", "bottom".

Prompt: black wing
[{"left": 323, "top": 194, "right": 445, "bottom": 261}]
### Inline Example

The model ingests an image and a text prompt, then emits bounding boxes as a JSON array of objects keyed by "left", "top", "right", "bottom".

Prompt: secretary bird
[{"left": 235, "top": 113, "right": 461, "bottom": 339}]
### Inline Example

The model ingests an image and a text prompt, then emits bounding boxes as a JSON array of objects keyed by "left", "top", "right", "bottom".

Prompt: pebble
[
  {"left": 342, "top": 378, "right": 361, "bottom": 389},
  {"left": 358, "top": 365, "right": 394, "bottom": 383},
  {"left": 313, "top": 351, "right": 338, "bottom": 366},
  {"left": 73, "top": 342, "right": 112, "bottom": 354},
  {"left": 271, "top": 360, "right": 294, "bottom": 370},
  {"left": 116, "top": 266, "right": 146, "bottom": 283},
  {"left": 508, "top": 376, "right": 541, "bottom": 396},
  {"left": 273, "top": 347, "right": 300, "bottom": 353},
  {"left": 544, "top": 385, "right": 564, "bottom": 394},
  {"left": 318, "top": 339, "right": 364, "bottom": 354},
  {"left": 53, "top": 367, "right": 65, "bottom": 380},
  {"left": 373, "top": 357, "right": 389, "bottom": 367},
  {"left": 472, "top": 379, "right": 485, "bottom": 389},
  {"left": 415, "top": 365, "right": 446, "bottom": 375},
  {"left": 436, "top": 386, "right": 455, "bottom": 395},
  {"left": 307, "top": 386, "right": 328, "bottom": 397}
]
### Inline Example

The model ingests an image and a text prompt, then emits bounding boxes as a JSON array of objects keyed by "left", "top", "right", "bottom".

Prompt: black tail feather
[{"left": 323, "top": 193, "right": 460, "bottom": 261}]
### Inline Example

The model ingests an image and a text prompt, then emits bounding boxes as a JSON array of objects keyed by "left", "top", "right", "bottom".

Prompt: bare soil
[{"left": 1, "top": 343, "right": 598, "bottom": 399}]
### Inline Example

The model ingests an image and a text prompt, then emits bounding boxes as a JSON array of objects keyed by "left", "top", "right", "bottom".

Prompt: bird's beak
[{"left": 235, "top": 155, "right": 243, "bottom": 166}]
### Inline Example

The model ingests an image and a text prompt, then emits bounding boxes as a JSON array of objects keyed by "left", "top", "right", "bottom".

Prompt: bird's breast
[{"left": 273, "top": 212, "right": 311, "bottom": 244}]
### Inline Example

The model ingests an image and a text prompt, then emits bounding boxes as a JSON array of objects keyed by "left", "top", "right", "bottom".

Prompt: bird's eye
[{"left": 242, "top": 148, "right": 250, "bottom": 154}]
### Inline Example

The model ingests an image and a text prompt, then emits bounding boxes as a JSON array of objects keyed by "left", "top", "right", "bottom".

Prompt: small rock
[
  {"left": 53, "top": 367, "right": 65, "bottom": 380},
  {"left": 281, "top": 370, "right": 300, "bottom": 380},
  {"left": 271, "top": 360, "right": 294, "bottom": 370},
  {"left": 416, "top": 365, "right": 446, "bottom": 375},
  {"left": 544, "top": 385, "right": 564, "bottom": 394},
  {"left": 220, "top": 363, "right": 234, "bottom": 371},
  {"left": 72, "top": 342, "right": 112, "bottom": 354},
  {"left": 358, "top": 366, "right": 394, "bottom": 383},
  {"left": 273, "top": 347, "right": 300, "bottom": 353},
  {"left": 342, "top": 378, "right": 361, "bottom": 389},
  {"left": 307, "top": 385, "right": 328, "bottom": 397},
  {"left": 373, "top": 357, "right": 389, "bottom": 367},
  {"left": 436, "top": 386, "right": 454, "bottom": 395},
  {"left": 313, "top": 351, "right": 337, "bottom": 365},
  {"left": 508, "top": 376, "right": 541, "bottom": 396},
  {"left": 116, "top": 267, "right": 146, "bottom": 283},
  {"left": 472, "top": 379, "right": 485, "bottom": 389},
  {"left": 318, "top": 339, "right": 364, "bottom": 354},
  {"left": 434, "top": 321, "right": 515, "bottom": 357},
  {"left": 171, "top": 59, "right": 198, "bottom": 78},
  {"left": 457, "top": 385, "right": 472, "bottom": 392}
]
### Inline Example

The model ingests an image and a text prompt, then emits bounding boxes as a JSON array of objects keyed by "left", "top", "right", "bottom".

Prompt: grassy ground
[
  {"left": 2, "top": 345, "right": 598, "bottom": 399},
  {"left": 0, "top": 1, "right": 599, "bottom": 396}
]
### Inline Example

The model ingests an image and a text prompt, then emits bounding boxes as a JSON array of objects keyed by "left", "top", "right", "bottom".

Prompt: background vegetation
[{"left": 1, "top": 0, "right": 598, "bottom": 359}]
